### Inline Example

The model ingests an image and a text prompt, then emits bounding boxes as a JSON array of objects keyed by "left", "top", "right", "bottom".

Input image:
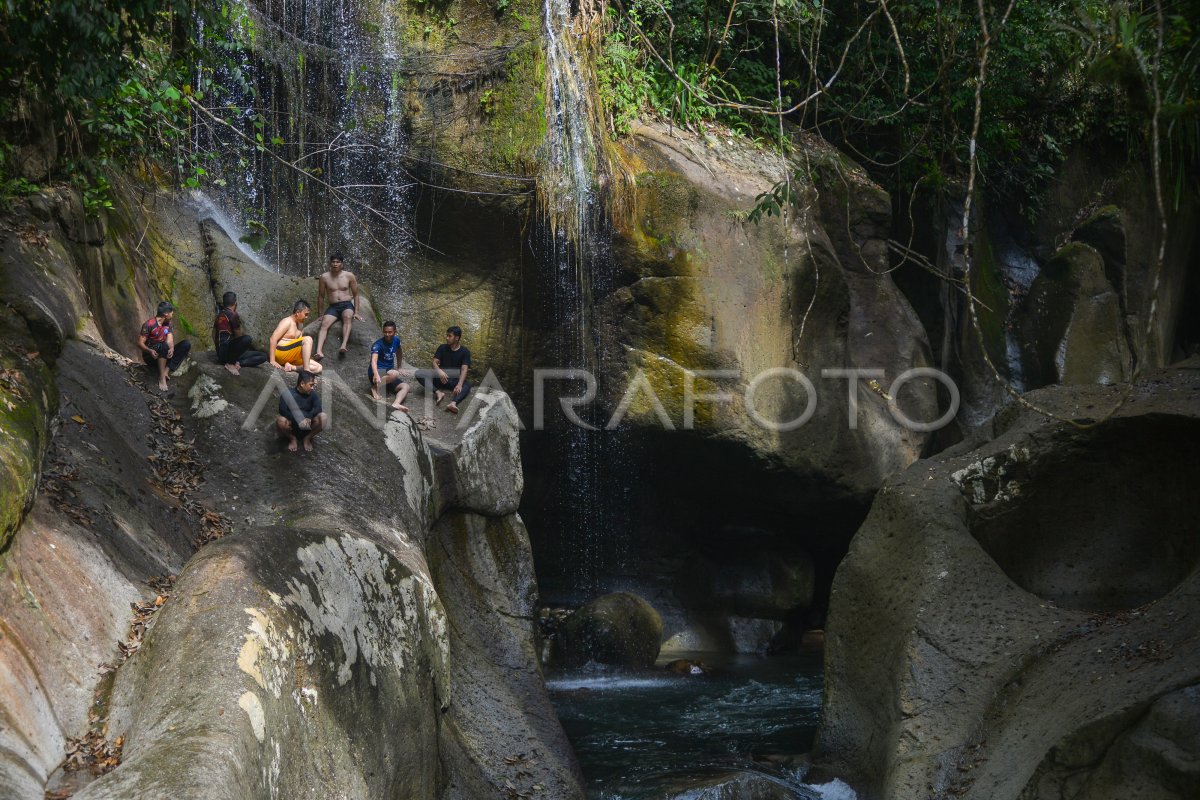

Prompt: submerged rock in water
[
  {"left": 665, "top": 658, "right": 710, "bottom": 676},
  {"left": 815, "top": 362, "right": 1200, "bottom": 800},
  {"left": 553, "top": 592, "right": 664, "bottom": 668},
  {"left": 666, "top": 770, "right": 820, "bottom": 800}
]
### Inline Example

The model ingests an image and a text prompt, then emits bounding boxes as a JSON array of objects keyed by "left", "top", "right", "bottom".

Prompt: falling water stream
[
  {"left": 197, "top": 0, "right": 416, "bottom": 284},
  {"left": 533, "top": 0, "right": 631, "bottom": 593}
]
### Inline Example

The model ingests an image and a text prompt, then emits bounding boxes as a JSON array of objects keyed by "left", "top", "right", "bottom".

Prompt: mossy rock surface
[
  {"left": 553, "top": 591, "right": 664, "bottom": 668},
  {"left": 1018, "top": 241, "right": 1131, "bottom": 387},
  {"left": 595, "top": 123, "right": 935, "bottom": 499},
  {"left": 0, "top": 314, "right": 54, "bottom": 551}
]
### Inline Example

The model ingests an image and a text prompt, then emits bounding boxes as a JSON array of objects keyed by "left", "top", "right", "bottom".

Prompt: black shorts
[
  {"left": 368, "top": 366, "right": 404, "bottom": 391},
  {"left": 324, "top": 300, "right": 355, "bottom": 318}
]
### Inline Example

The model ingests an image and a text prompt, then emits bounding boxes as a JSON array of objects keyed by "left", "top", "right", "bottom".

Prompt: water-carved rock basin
[
  {"left": 967, "top": 415, "right": 1200, "bottom": 611},
  {"left": 816, "top": 366, "right": 1200, "bottom": 800}
]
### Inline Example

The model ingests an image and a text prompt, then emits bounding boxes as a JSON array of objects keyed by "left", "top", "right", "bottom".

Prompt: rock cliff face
[
  {"left": 0, "top": 187, "right": 582, "bottom": 799},
  {"left": 814, "top": 362, "right": 1200, "bottom": 800},
  {"left": 601, "top": 124, "right": 938, "bottom": 498},
  {"left": 525, "top": 123, "right": 940, "bottom": 650}
]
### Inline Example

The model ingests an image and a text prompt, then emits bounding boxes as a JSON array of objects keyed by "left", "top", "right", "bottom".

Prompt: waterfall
[
  {"left": 533, "top": 0, "right": 629, "bottom": 596},
  {"left": 196, "top": 0, "right": 631, "bottom": 595},
  {"left": 194, "top": 0, "right": 414, "bottom": 287}
]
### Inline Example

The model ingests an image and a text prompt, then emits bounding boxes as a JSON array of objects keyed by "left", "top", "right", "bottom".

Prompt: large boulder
[
  {"left": 77, "top": 528, "right": 451, "bottom": 800},
  {"left": 814, "top": 362, "right": 1200, "bottom": 800},
  {"left": 0, "top": 342, "right": 198, "bottom": 800},
  {"left": 1020, "top": 683, "right": 1200, "bottom": 800},
  {"left": 0, "top": 182, "right": 583, "bottom": 798},
  {"left": 600, "top": 123, "right": 938, "bottom": 500},
  {"left": 1032, "top": 146, "right": 1198, "bottom": 368},
  {"left": 554, "top": 592, "right": 664, "bottom": 668},
  {"left": 1018, "top": 241, "right": 1132, "bottom": 387},
  {"left": 426, "top": 389, "right": 524, "bottom": 517},
  {"left": 429, "top": 511, "right": 585, "bottom": 800}
]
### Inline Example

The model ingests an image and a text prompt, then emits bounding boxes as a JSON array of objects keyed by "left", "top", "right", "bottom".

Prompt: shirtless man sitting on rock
[
  {"left": 269, "top": 300, "right": 323, "bottom": 374},
  {"left": 315, "top": 252, "right": 363, "bottom": 360}
]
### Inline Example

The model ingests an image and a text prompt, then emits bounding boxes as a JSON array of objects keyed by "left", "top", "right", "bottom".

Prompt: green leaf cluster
[{"left": 0, "top": 0, "right": 251, "bottom": 211}]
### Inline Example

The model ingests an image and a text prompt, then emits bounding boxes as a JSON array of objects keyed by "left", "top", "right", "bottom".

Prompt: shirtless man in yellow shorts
[{"left": 268, "top": 300, "right": 324, "bottom": 374}]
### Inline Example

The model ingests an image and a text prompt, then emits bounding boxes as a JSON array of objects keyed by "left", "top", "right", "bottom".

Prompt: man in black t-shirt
[
  {"left": 431, "top": 325, "right": 471, "bottom": 414},
  {"left": 276, "top": 370, "right": 326, "bottom": 452}
]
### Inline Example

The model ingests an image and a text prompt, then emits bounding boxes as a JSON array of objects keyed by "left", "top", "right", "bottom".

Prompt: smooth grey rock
[
  {"left": 814, "top": 366, "right": 1200, "bottom": 800},
  {"left": 427, "top": 389, "right": 524, "bottom": 517},
  {"left": 429, "top": 512, "right": 585, "bottom": 800},
  {"left": 0, "top": 342, "right": 195, "bottom": 799},
  {"left": 1020, "top": 684, "right": 1200, "bottom": 800},
  {"left": 77, "top": 528, "right": 450, "bottom": 800},
  {"left": 1019, "top": 242, "right": 1132, "bottom": 387}
]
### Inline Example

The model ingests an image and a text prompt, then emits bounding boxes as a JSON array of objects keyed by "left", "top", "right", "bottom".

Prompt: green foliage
[
  {"left": 0, "top": 0, "right": 252, "bottom": 209},
  {"left": 606, "top": 0, "right": 1198, "bottom": 212},
  {"left": 596, "top": 26, "right": 653, "bottom": 133},
  {"left": 603, "top": 0, "right": 791, "bottom": 133},
  {"left": 1065, "top": 0, "right": 1200, "bottom": 205},
  {"left": 746, "top": 181, "right": 798, "bottom": 224}
]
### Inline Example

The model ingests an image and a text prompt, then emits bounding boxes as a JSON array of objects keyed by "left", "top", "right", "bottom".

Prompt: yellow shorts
[{"left": 275, "top": 337, "right": 305, "bottom": 367}]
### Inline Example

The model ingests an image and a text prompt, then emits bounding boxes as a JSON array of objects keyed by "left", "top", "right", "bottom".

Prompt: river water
[{"left": 548, "top": 651, "right": 854, "bottom": 799}]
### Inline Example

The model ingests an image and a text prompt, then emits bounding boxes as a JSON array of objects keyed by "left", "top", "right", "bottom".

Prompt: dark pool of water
[{"left": 548, "top": 650, "right": 846, "bottom": 799}]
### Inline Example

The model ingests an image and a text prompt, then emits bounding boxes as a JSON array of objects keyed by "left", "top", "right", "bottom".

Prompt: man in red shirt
[
  {"left": 212, "top": 291, "right": 267, "bottom": 375},
  {"left": 138, "top": 301, "right": 191, "bottom": 392}
]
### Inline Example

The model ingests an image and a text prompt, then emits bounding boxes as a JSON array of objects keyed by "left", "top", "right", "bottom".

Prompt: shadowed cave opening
[
  {"left": 971, "top": 415, "right": 1200, "bottom": 611},
  {"left": 521, "top": 428, "right": 870, "bottom": 652}
]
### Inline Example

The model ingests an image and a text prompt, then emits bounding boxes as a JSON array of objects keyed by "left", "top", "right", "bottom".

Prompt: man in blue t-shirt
[
  {"left": 431, "top": 325, "right": 471, "bottom": 414},
  {"left": 368, "top": 320, "right": 412, "bottom": 412}
]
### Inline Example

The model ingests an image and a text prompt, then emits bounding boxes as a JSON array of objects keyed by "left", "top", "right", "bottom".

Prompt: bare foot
[
  {"left": 303, "top": 437, "right": 314, "bottom": 452},
  {"left": 224, "top": 363, "right": 240, "bottom": 376},
  {"left": 434, "top": 391, "right": 445, "bottom": 405},
  {"left": 392, "top": 403, "right": 410, "bottom": 413},
  {"left": 283, "top": 363, "right": 296, "bottom": 372},
  {"left": 446, "top": 402, "right": 458, "bottom": 415},
  {"left": 158, "top": 380, "right": 169, "bottom": 392},
  {"left": 370, "top": 390, "right": 381, "bottom": 401},
  {"left": 286, "top": 436, "right": 298, "bottom": 452}
]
